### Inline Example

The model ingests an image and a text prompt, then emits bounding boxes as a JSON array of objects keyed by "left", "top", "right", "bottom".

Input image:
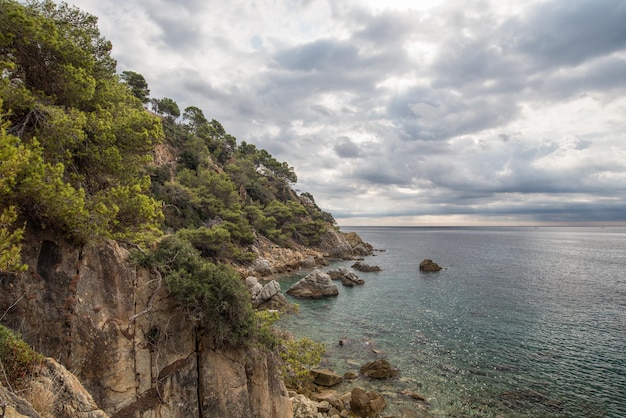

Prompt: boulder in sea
[
  {"left": 350, "top": 387, "right": 387, "bottom": 417},
  {"left": 359, "top": 359, "right": 399, "bottom": 379},
  {"left": 327, "top": 267, "right": 365, "bottom": 286},
  {"left": 343, "top": 371, "right": 358, "bottom": 380},
  {"left": 351, "top": 261, "right": 382, "bottom": 272},
  {"left": 342, "top": 271, "right": 364, "bottom": 287},
  {"left": 327, "top": 267, "right": 349, "bottom": 280},
  {"left": 310, "top": 369, "right": 343, "bottom": 387},
  {"left": 286, "top": 269, "right": 339, "bottom": 298},
  {"left": 419, "top": 258, "right": 443, "bottom": 272}
]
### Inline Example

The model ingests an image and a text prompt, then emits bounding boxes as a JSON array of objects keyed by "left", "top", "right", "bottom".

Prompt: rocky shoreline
[{"left": 0, "top": 226, "right": 391, "bottom": 418}]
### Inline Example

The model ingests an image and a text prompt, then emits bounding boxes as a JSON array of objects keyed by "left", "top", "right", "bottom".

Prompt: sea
[{"left": 276, "top": 226, "right": 626, "bottom": 417}]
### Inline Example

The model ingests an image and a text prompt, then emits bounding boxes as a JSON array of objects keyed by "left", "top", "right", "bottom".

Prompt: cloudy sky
[{"left": 67, "top": 0, "right": 626, "bottom": 226}]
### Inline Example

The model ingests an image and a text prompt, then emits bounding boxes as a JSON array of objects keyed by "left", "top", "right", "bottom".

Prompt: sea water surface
[{"left": 277, "top": 226, "right": 626, "bottom": 417}]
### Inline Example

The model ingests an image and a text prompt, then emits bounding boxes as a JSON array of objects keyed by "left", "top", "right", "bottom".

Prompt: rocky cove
[{"left": 0, "top": 225, "right": 393, "bottom": 418}]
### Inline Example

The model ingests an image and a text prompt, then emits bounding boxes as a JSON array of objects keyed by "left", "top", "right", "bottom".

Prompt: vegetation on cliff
[
  {"left": 1, "top": 0, "right": 335, "bottom": 356},
  {"left": 0, "top": 324, "right": 43, "bottom": 390}
]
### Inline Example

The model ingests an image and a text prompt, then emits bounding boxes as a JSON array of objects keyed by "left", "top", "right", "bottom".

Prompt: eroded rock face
[
  {"left": 0, "top": 228, "right": 292, "bottom": 418},
  {"left": 318, "top": 229, "right": 373, "bottom": 259},
  {"left": 286, "top": 270, "right": 338, "bottom": 298}
]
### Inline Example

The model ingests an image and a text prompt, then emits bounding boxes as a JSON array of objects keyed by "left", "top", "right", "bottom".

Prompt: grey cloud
[
  {"left": 388, "top": 88, "right": 521, "bottom": 141},
  {"left": 274, "top": 39, "right": 360, "bottom": 72},
  {"left": 333, "top": 137, "right": 361, "bottom": 158},
  {"left": 513, "top": 0, "right": 626, "bottom": 69}
]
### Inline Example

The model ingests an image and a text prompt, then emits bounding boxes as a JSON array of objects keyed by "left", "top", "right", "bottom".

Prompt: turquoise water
[{"left": 277, "top": 227, "right": 626, "bottom": 417}]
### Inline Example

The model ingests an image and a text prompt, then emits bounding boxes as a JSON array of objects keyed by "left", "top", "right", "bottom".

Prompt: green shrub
[
  {"left": 279, "top": 337, "right": 325, "bottom": 389},
  {"left": 136, "top": 235, "right": 256, "bottom": 348},
  {"left": 0, "top": 325, "right": 44, "bottom": 388}
]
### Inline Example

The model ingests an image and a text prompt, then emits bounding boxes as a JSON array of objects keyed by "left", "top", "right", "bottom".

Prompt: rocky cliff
[{"left": 0, "top": 227, "right": 293, "bottom": 418}]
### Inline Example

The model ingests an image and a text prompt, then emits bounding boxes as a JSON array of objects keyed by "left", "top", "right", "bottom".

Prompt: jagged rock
[
  {"left": 286, "top": 270, "right": 338, "bottom": 298},
  {"left": 419, "top": 259, "right": 443, "bottom": 272},
  {"left": 318, "top": 230, "right": 373, "bottom": 259},
  {"left": 0, "top": 358, "right": 110, "bottom": 418},
  {"left": 311, "top": 390, "right": 345, "bottom": 411},
  {"left": 350, "top": 387, "right": 386, "bottom": 417},
  {"left": 251, "top": 258, "right": 274, "bottom": 276},
  {"left": 327, "top": 268, "right": 364, "bottom": 286},
  {"left": 0, "top": 384, "right": 43, "bottom": 418},
  {"left": 310, "top": 369, "right": 343, "bottom": 387},
  {"left": 290, "top": 394, "right": 321, "bottom": 418},
  {"left": 360, "top": 359, "right": 399, "bottom": 379},
  {"left": 299, "top": 256, "right": 317, "bottom": 269},
  {"left": 257, "top": 292, "right": 296, "bottom": 313},
  {"left": 0, "top": 229, "right": 293, "bottom": 418},
  {"left": 245, "top": 277, "right": 281, "bottom": 308},
  {"left": 327, "top": 267, "right": 349, "bottom": 280},
  {"left": 351, "top": 262, "right": 382, "bottom": 272},
  {"left": 341, "top": 271, "right": 364, "bottom": 286}
]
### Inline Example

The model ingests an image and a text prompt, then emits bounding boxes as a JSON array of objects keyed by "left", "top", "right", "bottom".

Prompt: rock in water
[
  {"left": 419, "top": 258, "right": 443, "bottom": 272},
  {"left": 350, "top": 387, "right": 386, "bottom": 417},
  {"left": 351, "top": 261, "right": 382, "bottom": 272},
  {"left": 359, "top": 359, "right": 399, "bottom": 379},
  {"left": 286, "top": 269, "right": 339, "bottom": 298},
  {"left": 310, "top": 369, "right": 343, "bottom": 387}
]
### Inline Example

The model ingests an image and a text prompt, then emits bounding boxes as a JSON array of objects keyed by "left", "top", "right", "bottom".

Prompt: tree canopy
[
  {"left": 0, "top": 0, "right": 163, "bottom": 245},
  {"left": 0, "top": 0, "right": 337, "bottom": 349}
]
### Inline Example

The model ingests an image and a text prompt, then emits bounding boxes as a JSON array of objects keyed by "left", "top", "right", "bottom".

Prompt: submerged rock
[
  {"left": 360, "top": 359, "right": 399, "bottom": 379},
  {"left": 286, "top": 270, "right": 339, "bottom": 298},
  {"left": 419, "top": 259, "right": 443, "bottom": 272}
]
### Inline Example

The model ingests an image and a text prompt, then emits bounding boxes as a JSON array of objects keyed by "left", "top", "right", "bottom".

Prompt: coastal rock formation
[
  {"left": 327, "top": 267, "right": 365, "bottom": 286},
  {"left": 351, "top": 261, "right": 382, "bottom": 272},
  {"left": 290, "top": 394, "right": 321, "bottom": 418},
  {"left": 286, "top": 270, "right": 339, "bottom": 298},
  {"left": 246, "top": 236, "right": 328, "bottom": 276},
  {"left": 310, "top": 369, "right": 343, "bottom": 387},
  {"left": 257, "top": 292, "right": 294, "bottom": 312},
  {"left": 245, "top": 276, "right": 281, "bottom": 308},
  {"left": 360, "top": 359, "right": 399, "bottom": 379},
  {"left": 419, "top": 258, "right": 443, "bottom": 272},
  {"left": 350, "top": 387, "right": 386, "bottom": 417},
  {"left": 318, "top": 229, "right": 373, "bottom": 259},
  {"left": 0, "top": 228, "right": 292, "bottom": 418}
]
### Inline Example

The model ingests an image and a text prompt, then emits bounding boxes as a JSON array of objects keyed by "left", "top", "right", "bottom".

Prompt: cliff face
[{"left": 0, "top": 228, "right": 292, "bottom": 418}]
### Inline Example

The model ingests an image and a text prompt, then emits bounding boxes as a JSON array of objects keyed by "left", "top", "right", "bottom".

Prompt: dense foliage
[
  {"left": 0, "top": 0, "right": 336, "bottom": 351},
  {"left": 0, "top": 0, "right": 163, "bottom": 245},
  {"left": 0, "top": 324, "right": 44, "bottom": 388}
]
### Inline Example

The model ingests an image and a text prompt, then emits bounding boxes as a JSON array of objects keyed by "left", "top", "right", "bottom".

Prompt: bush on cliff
[
  {"left": 0, "top": 325, "right": 44, "bottom": 389},
  {"left": 135, "top": 235, "right": 256, "bottom": 348},
  {"left": 279, "top": 337, "right": 325, "bottom": 389}
]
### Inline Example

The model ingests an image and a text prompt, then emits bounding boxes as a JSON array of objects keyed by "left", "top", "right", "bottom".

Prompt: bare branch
[{"left": 0, "top": 295, "right": 24, "bottom": 322}]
